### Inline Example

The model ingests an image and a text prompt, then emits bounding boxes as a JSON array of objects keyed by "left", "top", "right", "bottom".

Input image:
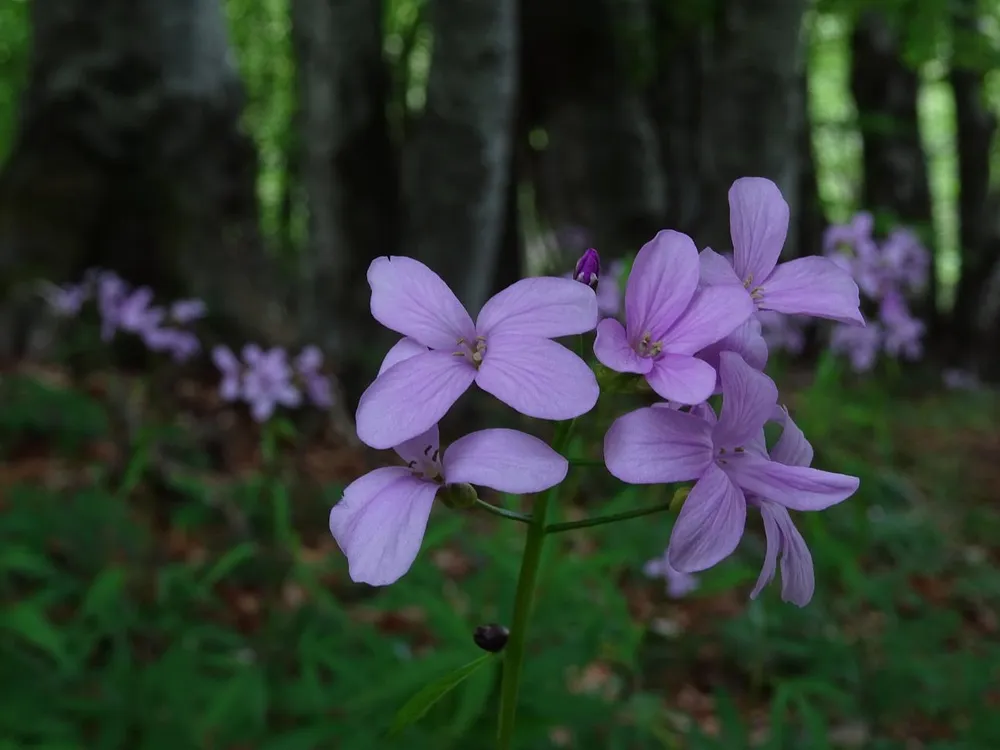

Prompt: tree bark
[
  {"left": 401, "top": 0, "right": 518, "bottom": 312},
  {"left": 651, "top": 0, "right": 808, "bottom": 254},
  {"left": 290, "top": 0, "right": 398, "bottom": 404},
  {"left": 947, "top": 0, "right": 998, "bottom": 364},
  {"left": 0, "top": 0, "right": 291, "bottom": 353},
  {"left": 524, "top": 0, "right": 664, "bottom": 262},
  {"left": 850, "top": 10, "right": 938, "bottom": 329}
]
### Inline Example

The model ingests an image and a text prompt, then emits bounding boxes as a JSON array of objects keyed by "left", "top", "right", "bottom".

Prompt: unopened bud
[
  {"left": 439, "top": 482, "right": 478, "bottom": 510},
  {"left": 574, "top": 248, "right": 601, "bottom": 290},
  {"left": 473, "top": 623, "right": 509, "bottom": 653},
  {"left": 669, "top": 486, "right": 691, "bottom": 513}
]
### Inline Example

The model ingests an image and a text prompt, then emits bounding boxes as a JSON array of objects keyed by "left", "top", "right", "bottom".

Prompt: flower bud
[
  {"left": 473, "top": 623, "right": 509, "bottom": 653},
  {"left": 669, "top": 485, "right": 691, "bottom": 513},
  {"left": 439, "top": 482, "right": 479, "bottom": 510},
  {"left": 573, "top": 248, "right": 601, "bottom": 290}
]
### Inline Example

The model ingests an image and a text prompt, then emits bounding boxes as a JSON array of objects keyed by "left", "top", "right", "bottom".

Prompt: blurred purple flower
[
  {"left": 330, "top": 425, "right": 568, "bottom": 585},
  {"left": 604, "top": 352, "right": 858, "bottom": 574},
  {"left": 170, "top": 298, "right": 207, "bottom": 324},
  {"left": 880, "top": 228, "right": 930, "bottom": 295},
  {"left": 643, "top": 553, "right": 699, "bottom": 598},
  {"left": 356, "top": 256, "right": 599, "bottom": 449},
  {"left": 700, "top": 178, "right": 864, "bottom": 326},
  {"left": 942, "top": 368, "right": 980, "bottom": 390},
  {"left": 212, "top": 345, "right": 243, "bottom": 401},
  {"left": 594, "top": 230, "right": 754, "bottom": 405},
  {"left": 42, "top": 282, "right": 89, "bottom": 316},
  {"left": 144, "top": 327, "right": 201, "bottom": 362},
  {"left": 242, "top": 345, "right": 302, "bottom": 422},
  {"left": 830, "top": 322, "right": 883, "bottom": 372},
  {"left": 822, "top": 211, "right": 876, "bottom": 257},
  {"left": 757, "top": 310, "right": 808, "bottom": 356},
  {"left": 879, "top": 291, "right": 924, "bottom": 360},
  {"left": 295, "top": 346, "right": 334, "bottom": 408},
  {"left": 96, "top": 272, "right": 128, "bottom": 341}
]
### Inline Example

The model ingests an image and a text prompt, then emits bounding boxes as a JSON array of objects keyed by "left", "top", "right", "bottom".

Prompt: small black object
[{"left": 473, "top": 623, "right": 509, "bottom": 653}]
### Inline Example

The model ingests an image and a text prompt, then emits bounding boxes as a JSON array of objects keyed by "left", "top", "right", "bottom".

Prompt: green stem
[
  {"left": 474, "top": 499, "right": 532, "bottom": 524},
  {"left": 544, "top": 500, "right": 674, "bottom": 534},
  {"left": 568, "top": 457, "right": 604, "bottom": 468},
  {"left": 497, "top": 420, "right": 574, "bottom": 749}
]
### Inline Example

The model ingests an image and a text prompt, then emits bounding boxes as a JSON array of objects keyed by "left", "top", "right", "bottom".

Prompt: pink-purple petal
[
  {"left": 645, "top": 353, "right": 718, "bottom": 405},
  {"left": 393, "top": 424, "right": 441, "bottom": 467},
  {"left": 593, "top": 318, "right": 653, "bottom": 374},
  {"left": 661, "top": 285, "right": 755, "bottom": 355},
  {"left": 713, "top": 351, "right": 779, "bottom": 447},
  {"left": 728, "top": 454, "right": 859, "bottom": 511},
  {"left": 442, "top": 428, "right": 568, "bottom": 493},
  {"left": 749, "top": 501, "right": 780, "bottom": 600},
  {"left": 329, "top": 467, "right": 439, "bottom": 586},
  {"left": 729, "top": 177, "right": 789, "bottom": 284},
  {"left": 699, "top": 248, "right": 743, "bottom": 287},
  {"left": 697, "top": 318, "right": 769, "bottom": 392},
  {"left": 668, "top": 463, "right": 747, "bottom": 572},
  {"left": 773, "top": 505, "right": 816, "bottom": 606},
  {"left": 475, "top": 334, "right": 598, "bottom": 421},
  {"left": 367, "top": 256, "right": 476, "bottom": 349},
  {"left": 603, "top": 407, "right": 713, "bottom": 484},
  {"left": 625, "top": 230, "right": 700, "bottom": 339},
  {"left": 379, "top": 337, "right": 430, "bottom": 376},
  {"left": 760, "top": 256, "right": 865, "bottom": 325},
  {"left": 356, "top": 351, "right": 477, "bottom": 449},
  {"left": 476, "top": 277, "right": 599, "bottom": 338},
  {"left": 770, "top": 409, "right": 813, "bottom": 467}
]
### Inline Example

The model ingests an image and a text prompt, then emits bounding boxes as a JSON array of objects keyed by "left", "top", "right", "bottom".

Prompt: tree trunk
[
  {"left": 797, "top": 64, "right": 826, "bottom": 259},
  {"left": 947, "top": 0, "right": 998, "bottom": 363},
  {"left": 290, "top": 0, "right": 399, "bottom": 404},
  {"left": 850, "top": 10, "right": 938, "bottom": 330},
  {"left": 401, "top": 0, "right": 518, "bottom": 312},
  {"left": 0, "top": 0, "right": 291, "bottom": 353},
  {"left": 651, "top": 0, "right": 807, "bottom": 254},
  {"left": 524, "top": 0, "right": 665, "bottom": 261}
]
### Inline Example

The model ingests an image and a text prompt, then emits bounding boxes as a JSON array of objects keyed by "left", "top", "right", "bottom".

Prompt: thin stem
[
  {"left": 544, "top": 501, "right": 674, "bottom": 534},
  {"left": 474, "top": 498, "right": 532, "bottom": 524},
  {"left": 497, "top": 420, "right": 574, "bottom": 749}
]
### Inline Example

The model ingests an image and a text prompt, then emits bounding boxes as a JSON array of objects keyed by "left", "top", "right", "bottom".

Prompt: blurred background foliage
[{"left": 1, "top": 0, "right": 1000, "bottom": 748}]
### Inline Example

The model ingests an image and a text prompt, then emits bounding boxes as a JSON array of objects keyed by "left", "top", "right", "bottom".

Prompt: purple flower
[
  {"left": 879, "top": 291, "right": 923, "bottom": 360},
  {"left": 747, "top": 408, "right": 819, "bottom": 606},
  {"left": 757, "top": 310, "right": 808, "bottom": 356},
  {"left": 700, "top": 178, "right": 865, "bottom": 326},
  {"left": 603, "top": 352, "right": 858, "bottom": 574},
  {"left": 823, "top": 211, "right": 876, "bottom": 257},
  {"left": 212, "top": 345, "right": 242, "bottom": 401},
  {"left": 696, "top": 316, "right": 770, "bottom": 393},
  {"left": 880, "top": 228, "right": 930, "bottom": 295},
  {"left": 41, "top": 282, "right": 89, "bottom": 316},
  {"left": 564, "top": 258, "right": 624, "bottom": 318},
  {"left": 170, "top": 298, "right": 207, "bottom": 324},
  {"left": 329, "top": 425, "right": 568, "bottom": 585},
  {"left": 593, "top": 230, "right": 755, "bottom": 405},
  {"left": 242, "top": 345, "right": 302, "bottom": 422},
  {"left": 96, "top": 272, "right": 128, "bottom": 341},
  {"left": 830, "top": 323, "right": 883, "bottom": 372},
  {"left": 574, "top": 248, "right": 601, "bottom": 290},
  {"left": 643, "top": 553, "right": 699, "bottom": 598},
  {"left": 355, "top": 256, "right": 599, "bottom": 449},
  {"left": 144, "top": 327, "right": 201, "bottom": 362},
  {"left": 116, "top": 286, "right": 163, "bottom": 337},
  {"left": 295, "top": 346, "right": 334, "bottom": 407}
]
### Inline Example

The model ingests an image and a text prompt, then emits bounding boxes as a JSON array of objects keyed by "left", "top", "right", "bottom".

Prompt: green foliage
[
  {"left": 0, "top": 0, "right": 29, "bottom": 165},
  {"left": 1, "top": 369, "right": 999, "bottom": 748}
]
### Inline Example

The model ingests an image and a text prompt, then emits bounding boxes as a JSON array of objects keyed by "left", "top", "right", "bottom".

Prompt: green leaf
[
  {"left": 1, "top": 602, "right": 72, "bottom": 670},
  {"left": 199, "top": 542, "right": 258, "bottom": 592},
  {"left": 387, "top": 653, "right": 496, "bottom": 736},
  {"left": 0, "top": 546, "right": 56, "bottom": 578},
  {"left": 81, "top": 566, "right": 127, "bottom": 621}
]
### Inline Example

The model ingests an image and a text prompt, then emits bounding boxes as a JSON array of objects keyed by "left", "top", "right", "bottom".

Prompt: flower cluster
[
  {"left": 41, "top": 269, "right": 334, "bottom": 423},
  {"left": 822, "top": 212, "right": 930, "bottom": 371},
  {"left": 212, "top": 344, "right": 333, "bottom": 422},
  {"left": 331, "top": 177, "right": 862, "bottom": 606},
  {"left": 43, "top": 269, "right": 205, "bottom": 362}
]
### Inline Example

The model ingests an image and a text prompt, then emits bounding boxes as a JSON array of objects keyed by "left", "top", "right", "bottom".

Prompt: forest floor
[{"left": 1, "top": 358, "right": 999, "bottom": 750}]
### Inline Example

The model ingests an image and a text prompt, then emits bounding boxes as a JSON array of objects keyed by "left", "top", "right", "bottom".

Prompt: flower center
[
  {"left": 453, "top": 336, "right": 487, "bottom": 368},
  {"left": 743, "top": 274, "right": 764, "bottom": 301},
  {"left": 635, "top": 331, "right": 663, "bottom": 358},
  {"left": 715, "top": 445, "right": 745, "bottom": 466},
  {"left": 407, "top": 443, "right": 443, "bottom": 482}
]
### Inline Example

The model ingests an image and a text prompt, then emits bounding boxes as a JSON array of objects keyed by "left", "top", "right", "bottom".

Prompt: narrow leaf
[{"left": 388, "top": 653, "right": 496, "bottom": 736}]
